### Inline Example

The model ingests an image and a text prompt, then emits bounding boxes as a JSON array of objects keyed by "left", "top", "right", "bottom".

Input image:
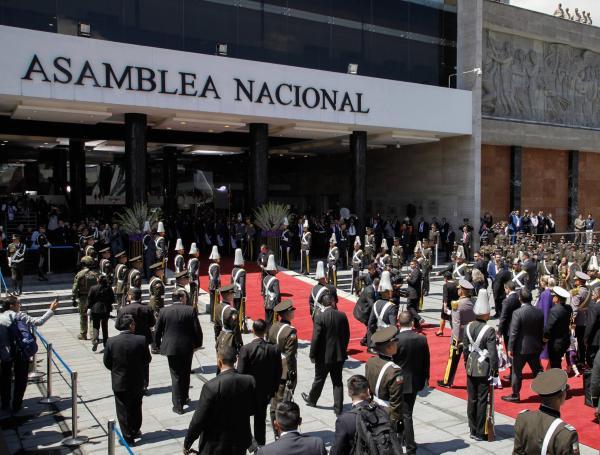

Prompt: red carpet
[{"left": 200, "top": 259, "right": 599, "bottom": 449}]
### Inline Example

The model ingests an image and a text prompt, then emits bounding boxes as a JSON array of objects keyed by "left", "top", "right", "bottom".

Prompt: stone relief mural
[{"left": 482, "top": 30, "right": 600, "bottom": 128}]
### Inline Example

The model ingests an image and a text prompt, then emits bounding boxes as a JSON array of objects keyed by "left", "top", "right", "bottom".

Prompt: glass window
[{"left": 0, "top": 0, "right": 57, "bottom": 33}]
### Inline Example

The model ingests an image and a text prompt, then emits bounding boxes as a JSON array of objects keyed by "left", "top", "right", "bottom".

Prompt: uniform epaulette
[
  {"left": 518, "top": 409, "right": 529, "bottom": 414},
  {"left": 564, "top": 424, "right": 576, "bottom": 432}
]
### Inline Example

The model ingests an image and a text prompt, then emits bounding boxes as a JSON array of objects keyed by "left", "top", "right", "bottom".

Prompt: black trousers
[
  {"left": 253, "top": 398, "right": 269, "bottom": 446},
  {"left": 11, "top": 266, "right": 23, "bottom": 294},
  {"left": 264, "top": 308, "right": 274, "bottom": 330},
  {"left": 407, "top": 299, "right": 421, "bottom": 328},
  {"left": 512, "top": 353, "right": 542, "bottom": 396},
  {"left": 575, "top": 325, "right": 587, "bottom": 365},
  {"left": 307, "top": 361, "right": 344, "bottom": 415},
  {"left": 90, "top": 314, "right": 109, "bottom": 345},
  {"left": 402, "top": 392, "right": 418, "bottom": 454},
  {"left": 114, "top": 390, "right": 143, "bottom": 440},
  {"left": 548, "top": 343, "right": 568, "bottom": 369},
  {"left": 0, "top": 357, "right": 29, "bottom": 411},
  {"left": 38, "top": 249, "right": 47, "bottom": 278},
  {"left": 467, "top": 376, "right": 489, "bottom": 437},
  {"left": 587, "top": 346, "right": 598, "bottom": 368},
  {"left": 167, "top": 353, "right": 193, "bottom": 409}
]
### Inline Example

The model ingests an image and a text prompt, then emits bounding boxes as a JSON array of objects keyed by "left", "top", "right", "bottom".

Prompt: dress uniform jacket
[
  {"left": 365, "top": 355, "right": 404, "bottom": 429},
  {"left": 263, "top": 275, "right": 280, "bottom": 310},
  {"left": 513, "top": 405, "right": 580, "bottom": 455},
  {"left": 268, "top": 320, "right": 297, "bottom": 384},
  {"left": 301, "top": 231, "right": 312, "bottom": 252},
  {"left": 174, "top": 254, "right": 185, "bottom": 273},
  {"left": 309, "top": 283, "right": 329, "bottom": 317},
  {"left": 208, "top": 263, "right": 220, "bottom": 291},
  {"left": 172, "top": 284, "right": 190, "bottom": 305},
  {"left": 148, "top": 276, "right": 165, "bottom": 312},
  {"left": 328, "top": 247, "right": 339, "bottom": 267},
  {"left": 571, "top": 286, "right": 590, "bottom": 326},
  {"left": 391, "top": 245, "right": 403, "bottom": 269},
  {"left": 230, "top": 266, "right": 246, "bottom": 300},
  {"left": 188, "top": 257, "right": 200, "bottom": 284},
  {"left": 114, "top": 263, "right": 128, "bottom": 295},
  {"left": 184, "top": 369, "right": 256, "bottom": 455},
  {"left": 368, "top": 300, "right": 398, "bottom": 335},
  {"left": 214, "top": 302, "right": 243, "bottom": 350},
  {"left": 258, "top": 431, "right": 327, "bottom": 455},
  {"left": 99, "top": 258, "right": 112, "bottom": 281},
  {"left": 451, "top": 297, "right": 475, "bottom": 343},
  {"left": 463, "top": 320, "right": 498, "bottom": 377}
]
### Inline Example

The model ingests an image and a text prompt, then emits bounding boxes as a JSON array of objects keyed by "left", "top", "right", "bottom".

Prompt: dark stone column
[
  {"left": 53, "top": 148, "right": 68, "bottom": 195},
  {"left": 163, "top": 146, "right": 178, "bottom": 218},
  {"left": 351, "top": 131, "right": 367, "bottom": 225},
  {"left": 124, "top": 113, "right": 148, "bottom": 206},
  {"left": 23, "top": 162, "right": 39, "bottom": 191},
  {"left": 69, "top": 139, "right": 86, "bottom": 220},
  {"left": 568, "top": 150, "right": 579, "bottom": 229},
  {"left": 509, "top": 145, "right": 522, "bottom": 212},
  {"left": 249, "top": 123, "right": 268, "bottom": 208}
]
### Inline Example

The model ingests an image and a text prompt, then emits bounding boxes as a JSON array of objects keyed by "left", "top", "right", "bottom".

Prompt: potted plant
[
  {"left": 116, "top": 203, "right": 162, "bottom": 258},
  {"left": 253, "top": 202, "right": 290, "bottom": 261}
]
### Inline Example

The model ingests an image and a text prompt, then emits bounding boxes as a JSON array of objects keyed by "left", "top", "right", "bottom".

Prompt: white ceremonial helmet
[
  {"left": 379, "top": 271, "right": 393, "bottom": 292},
  {"left": 189, "top": 242, "right": 198, "bottom": 255},
  {"left": 474, "top": 289, "right": 491, "bottom": 316},
  {"left": 175, "top": 238, "right": 184, "bottom": 251},
  {"left": 303, "top": 219, "right": 309, "bottom": 229},
  {"left": 381, "top": 239, "right": 388, "bottom": 251},
  {"left": 282, "top": 217, "right": 289, "bottom": 226},
  {"left": 157, "top": 221, "right": 165, "bottom": 234},
  {"left": 234, "top": 248, "right": 244, "bottom": 266},
  {"left": 143, "top": 221, "right": 151, "bottom": 233},
  {"left": 588, "top": 255, "right": 599, "bottom": 272},
  {"left": 266, "top": 254, "right": 277, "bottom": 271},
  {"left": 209, "top": 245, "right": 220, "bottom": 260},
  {"left": 330, "top": 233, "right": 337, "bottom": 244},
  {"left": 414, "top": 240, "right": 422, "bottom": 253},
  {"left": 315, "top": 261, "right": 326, "bottom": 280},
  {"left": 456, "top": 245, "right": 465, "bottom": 259},
  {"left": 354, "top": 236, "right": 361, "bottom": 247}
]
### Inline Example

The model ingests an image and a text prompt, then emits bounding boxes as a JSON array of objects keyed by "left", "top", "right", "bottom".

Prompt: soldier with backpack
[{"left": 73, "top": 256, "right": 99, "bottom": 340}]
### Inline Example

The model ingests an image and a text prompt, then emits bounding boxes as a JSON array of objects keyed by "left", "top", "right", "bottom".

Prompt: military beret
[
  {"left": 174, "top": 270, "right": 188, "bottom": 279},
  {"left": 115, "top": 313, "right": 134, "bottom": 331},
  {"left": 551, "top": 286, "right": 570, "bottom": 299},
  {"left": 274, "top": 300, "right": 295, "bottom": 313},
  {"left": 149, "top": 262, "right": 164, "bottom": 271},
  {"left": 219, "top": 284, "right": 235, "bottom": 294},
  {"left": 129, "top": 256, "right": 142, "bottom": 263},
  {"left": 114, "top": 251, "right": 127, "bottom": 258},
  {"left": 575, "top": 271, "right": 590, "bottom": 281},
  {"left": 80, "top": 256, "right": 94, "bottom": 266},
  {"left": 98, "top": 247, "right": 110, "bottom": 253},
  {"left": 458, "top": 279, "right": 473, "bottom": 290},
  {"left": 372, "top": 326, "right": 398, "bottom": 344},
  {"left": 531, "top": 368, "right": 569, "bottom": 396}
]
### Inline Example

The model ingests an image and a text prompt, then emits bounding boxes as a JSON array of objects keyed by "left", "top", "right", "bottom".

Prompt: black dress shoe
[
  {"left": 172, "top": 406, "right": 184, "bottom": 415},
  {"left": 301, "top": 392, "right": 316, "bottom": 407},
  {"left": 134, "top": 430, "right": 142, "bottom": 439},
  {"left": 143, "top": 388, "right": 151, "bottom": 396},
  {"left": 437, "top": 380, "right": 452, "bottom": 389},
  {"left": 501, "top": 394, "right": 520, "bottom": 403},
  {"left": 470, "top": 434, "right": 485, "bottom": 441}
]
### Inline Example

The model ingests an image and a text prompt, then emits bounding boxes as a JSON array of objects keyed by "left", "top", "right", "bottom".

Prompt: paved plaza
[{"left": 1, "top": 272, "right": 597, "bottom": 455}]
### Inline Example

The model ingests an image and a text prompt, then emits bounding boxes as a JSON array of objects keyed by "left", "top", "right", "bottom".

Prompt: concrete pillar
[
  {"left": 68, "top": 139, "right": 86, "bottom": 219},
  {"left": 350, "top": 131, "right": 367, "bottom": 225},
  {"left": 124, "top": 113, "right": 147, "bottom": 206},
  {"left": 568, "top": 150, "right": 579, "bottom": 229},
  {"left": 510, "top": 145, "right": 522, "bottom": 211},
  {"left": 24, "top": 162, "right": 39, "bottom": 192},
  {"left": 249, "top": 123, "right": 268, "bottom": 208},
  {"left": 163, "top": 146, "right": 178, "bottom": 218}
]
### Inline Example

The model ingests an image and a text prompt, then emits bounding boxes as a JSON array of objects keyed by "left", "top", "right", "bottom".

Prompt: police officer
[
  {"left": 7, "top": 234, "right": 26, "bottom": 295},
  {"left": 231, "top": 248, "right": 247, "bottom": 332},
  {"left": 113, "top": 251, "right": 128, "bottom": 310},
  {"left": 327, "top": 234, "right": 339, "bottom": 286},
  {"left": 280, "top": 218, "right": 291, "bottom": 269},
  {"left": 365, "top": 326, "right": 404, "bottom": 434},
  {"left": 207, "top": 245, "right": 221, "bottom": 322},
  {"left": 98, "top": 247, "right": 113, "bottom": 283},
  {"left": 37, "top": 225, "right": 50, "bottom": 281},
  {"left": 148, "top": 262, "right": 165, "bottom": 354},
  {"left": 513, "top": 369, "right": 580, "bottom": 454},
  {"left": 263, "top": 255, "right": 280, "bottom": 329},
  {"left": 187, "top": 243, "right": 200, "bottom": 311},
  {"left": 268, "top": 300, "right": 298, "bottom": 437},
  {"left": 174, "top": 238, "right": 186, "bottom": 274},
  {"left": 368, "top": 271, "right": 398, "bottom": 350},
  {"left": 438, "top": 279, "right": 476, "bottom": 388},
  {"left": 300, "top": 220, "right": 311, "bottom": 275},
  {"left": 309, "top": 261, "right": 329, "bottom": 319},
  {"left": 72, "top": 256, "right": 99, "bottom": 340}
]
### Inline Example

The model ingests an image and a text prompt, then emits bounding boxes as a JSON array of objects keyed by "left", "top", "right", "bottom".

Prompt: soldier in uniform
[
  {"left": 339, "top": 220, "right": 349, "bottom": 270},
  {"left": 364, "top": 226, "right": 375, "bottom": 264},
  {"left": 148, "top": 262, "right": 165, "bottom": 354},
  {"left": 268, "top": 300, "right": 298, "bottom": 437},
  {"left": 326, "top": 234, "right": 339, "bottom": 286},
  {"left": 376, "top": 239, "right": 390, "bottom": 271},
  {"left": 464, "top": 290, "right": 498, "bottom": 441},
  {"left": 72, "top": 256, "right": 99, "bottom": 340},
  {"left": 142, "top": 220, "right": 155, "bottom": 280},
  {"left": 213, "top": 284, "right": 243, "bottom": 369},
  {"left": 571, "top": 271, "right": 591, "bottom": 365},
  {"left": 391, "top": 237, "right": 404, "bottom": 270},
  {"left": 365, "top": 326, "right": 404, "bottom": 434},
  {"left": 257, "top": 244, "right": 271, "bottom": 296},
  {"left": 438, "top": 279, "right": 476, "bottom": 388},
  {"left": 207, "top": 245, "right": 221, "bottom": 322},
  {"left": 7, "top": 234, "right": 26, "bottom": 295},
  {"left": 538, "top": 253, "right": 558, "bottom": 282},
  {"left": 351, "top": 237, "right": 364, "bottom": 295},
  {"left": 280, "top": 218, "right": 291, "bottom": 269},
  {"left": 263, "top": 254, "right": 280, "bottom": 329},
  {"left": 187, "top": 243, "right": 200, "bottom": 312},
  {"left": 155, "top": 221, "right": 168, "bottom": 278},
  {"left": 126, "top": 256, "right": 143, "bottom": 302},
  {"left": 84, "top": 235, "right": 97, "bottom": 261},
  {"left": 113, "top": 251, "right": 128, "bottom": 310},
  {"left": 512, "top": 259, "right": 529, "bottom": 291},
  {"left": 309, "top": 261, "right": 329, "bottom": 319},
  {"left": 513, "top": 369, "right": 580, "bottom": 454},
  {"left": 37, "top": 225, "right": 50, "bottom": 281},
  {"left": 368, "top": 271, "right": 398, "bottom": 350},
  {"left": 230, "top": 248, "right": 247, "bottom": 333},
  {"left": 98, "top": 247, "right": 113, "bottom": 284},
  {"left": 421, "top": 240, "right": 433, "bottom": 296},
  {"left": 300, "top": 220, "right": 311, "bottom": 275},
  {"left": 174, "top": 238, "right": 186, "bottom": 274},
  {"left": 172, "top": 270, "right": 191, "bottom": 306}
]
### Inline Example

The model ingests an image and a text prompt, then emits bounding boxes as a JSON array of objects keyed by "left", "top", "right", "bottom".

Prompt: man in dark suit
[
  {"left": 502, "top": 288, "right": 544, "bottom": 402},
  {"left": 184, "top": 346, "right": 256, "bottom": 455},
  {"left": 302, "top": 294, "right": 350, "bottom": 416},
  {"left": 522, "top": 252, "right": 538, "bottom": 292},
  {"left": 154, "top": 281, "right": 203, "bottom": 414},
  {"left": 498, "top": 280, "right": 520, "bottom": 352},
  {"left": 117, "top": 287, "right": 155, "bottom": 395},
  {"left": 585, "top": 287, "right": 600, "bottom": 366},
  {"left": 103, "top": 314, "right": 151, "bottom": 446},
  {"left": 406, "top": 259, "right": 424, "bottom": 329},
  {"left": 544, "top": 286, "right": 573, "bottom": 368},
  {"left": 393, "top": 311, "right": 430, "bottom": 454},
  {"left": 492, "top": 259, "right": 511, "bottom": 316},
  {"left": 237, "top": 319, "right": 282, "bottom": 448},
  {"left": 353, "top": 277, "right": 378, "bottom": 346},
  {"left": 330, "top": 375, "right": 370, "bottom": 455},
  {"left": 417, "top": 217, "right": 429, "bottom": 242},
  {"left": 258, "top": 401, "right": 326, "bottom": 455}
]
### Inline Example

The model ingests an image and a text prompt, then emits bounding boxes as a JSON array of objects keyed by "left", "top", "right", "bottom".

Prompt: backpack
[
  {"left": 351, "top": 404, "right": 403, "bottom": 455},
  {"left": 9, "top": 317, "right": 38, "bottom": 360},
  {"left": 79, "top": 269, "right": 98, "bottom": 296}
]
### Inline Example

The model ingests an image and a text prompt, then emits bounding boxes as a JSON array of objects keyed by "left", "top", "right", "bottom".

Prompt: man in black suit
[
  {"left": 330, "top": 375, "right": 370, "bottom": 455},
  {"left": 502, "top": 288, "right": 544, "bottom": 402},
  {"left": 353, "top": 277, "right": 378, "bottom": 346},
  {"left": 302, "top": 293, "right": 350, "bottom": 416},
  {"left": 103, "top": 314, "right": 151, "bottom": 446},
  {"left": 498, "top": 280, "right": 520, "bottom": 352},
  {"left": 522, "top": 252, "right": 537, "bottom": 292},
  {"left": 393, "top": 311, "right": 430, "bottom": 454},
  {"left": 492, "top": 264, "right": 512, "bottom": 317},
  {"left": 544, "top": 286, "right": 573, "bottom": 368},
  {"left": 406, "top": 259, "right": 424, "bottom": 329},
  {"left": 154, "top": 284, "right": 203, "bottom": 414},
  {"left": 117, "top": 287, "right": 155, "bottom": 395},
  {"left": 585, "top": 287, "right": 600, "bottom": 366},
  {"left": 184, "top": 346, "right": 256, "bottom": 455},
  {"left": 237, "top": 319, "right": 282, "bottom": 448},
  {"left": 258, "top": 401, "right": 326, "bottom": 455}
]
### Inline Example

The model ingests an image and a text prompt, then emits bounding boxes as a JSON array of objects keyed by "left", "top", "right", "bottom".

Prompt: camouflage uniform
[{"left": 72, "top": 257, "right": 99, "bottom": 338}]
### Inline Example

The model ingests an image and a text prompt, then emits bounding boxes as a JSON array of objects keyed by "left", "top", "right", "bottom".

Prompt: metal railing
[
  {"left": 107, "top": 419, "right": 136, "bottom": 455},
  {"left": 0, "top": 269, "right": 8, "bottom": 297}
]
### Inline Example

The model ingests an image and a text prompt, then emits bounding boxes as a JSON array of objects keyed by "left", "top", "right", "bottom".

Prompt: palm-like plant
[
  {"left": 253, "top": 202, "right": 290, "bottom": 233},
  {"left": 116, "top": 203, "right": 162, "bottom": 239}
]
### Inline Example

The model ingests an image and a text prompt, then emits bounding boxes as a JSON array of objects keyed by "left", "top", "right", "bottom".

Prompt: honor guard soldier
[
  {"left": 187, "top": 243, "right": 200, "bottom": 311},
  {"left": 214, "top": 284, "right": 243, "bottom": 362},
  {"left": 351, "top": 237, "right": 364, "bottom": 295},
  {"left": 327, "top": 234, "right": 339, "bottom": 286},
  {"left": 391, "top": 237, "right": 403, "bottom": 270},
  {"left": 309, "top": 261, "right": 329, "bottom": 319},
  {"left": 258, "top": 244, "right": 271, "bottom": 295},
  {"left": 7, "top": 234, "right": 26, "bottom": 295},
  {"left": 280, "top": 217, "right": 291, "bottom": 269},
  {"left": 231, "top": 248, "right": 247, "bottom": 332},
  {"left": 571, "top": 271, "right": 591, "bottom": 364},
  {"left": 438, "top": 279, "right": 476, "bottom": 388},
  {"left": 127, "top": 256, "right": 143, "bottom": 300},
  {"left": 84, "top": 235, "right": 97, "bottom": 261},
  {"left": 113, "top": 251, "right": 128, "bottom": 310},
  {"left": 263, "top": 255, "right": 280, "bottom": 329},
  {"left": 513, "top": 369, "right": 580, "bottom": 455},
  {"left": 364, "top": 227, "right": 375, "bottom": 264},
  {"left": 453, "top": 247, "right": 469, "bottom": 281},
  {"left": 512, "top": 259, "right": 529, "bottom": 291},
  {"left": 300, "top": 219, "right": 312, "bottom": 275},
  {"left": 78, "top": 229, "right": 87, "bottom": 263},
  {"left": 37, "top": 225, "right": 50, "bottom": 281},
  {"left": 365, "top": 326, "right": 404, "bottom": 434},
  {"left": 268, "top": 300, "right": 298, "bottom": 436},
  {"left": 539, "top": 254, "right": 558, "bottom": 282},
  {"left": 172, "top": 270, "right": 191, "bottom": 306},
  {"left": 207, "top": 245, "right": 221, "bottom": 321},
  {"left": 99, "top": 247, "right": 113, "bottom": 283},
  {"left": 376, "top": 239, "right": 391, "bottom": 271},
  {"left": 142, "top": 220, "right": 156, "bottom": 280},
  {"left": 72, "top": 256, "right": 99, "bottom": 340},
  {"left": 174, "top": 238, "right": 185, "bottom": 274},
  {"left": 155, "top": 221, "right": 168, "bottom": 274},
  {"left": 421, "top": 240, "right": 433, "bottom": 296},
  {"left": 464, "top": 290, "right": 498, "bottom": 441},
  {"left": 339, "top": 221, "right": 349, "bottom": 269},
  {"left": 148, "top": 262, "right": 165, "bottom": 354},
  {"left": 368, "top": 271, "right": 398, "bottom": 350}
]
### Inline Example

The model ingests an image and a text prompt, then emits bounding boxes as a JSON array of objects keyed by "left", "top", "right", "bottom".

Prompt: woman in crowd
[{"left": 87, "top": 275, "right": 115, "bottom": 352}]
